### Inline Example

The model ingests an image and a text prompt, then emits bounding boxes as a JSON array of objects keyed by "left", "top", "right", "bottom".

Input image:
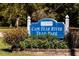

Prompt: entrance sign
[{"left": 30, "top": 18, "right": 64, "bottom": 39}]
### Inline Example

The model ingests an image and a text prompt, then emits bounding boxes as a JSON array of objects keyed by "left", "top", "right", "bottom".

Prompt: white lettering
[
  {"left": 41, "top": 21, "right": 53, "bottom": 26},
  {"left": 31, "top": 27, "right": 63, "bottom": 32}
]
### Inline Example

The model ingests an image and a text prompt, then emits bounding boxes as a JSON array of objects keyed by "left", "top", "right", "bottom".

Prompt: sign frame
[{"left": 30, "top": 18, "right": 65, "bottom": 39}]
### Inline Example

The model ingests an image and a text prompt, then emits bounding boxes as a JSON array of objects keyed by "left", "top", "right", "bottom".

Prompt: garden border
[{"left": 12, "top": 49, "right": 79, "bottom": 56}]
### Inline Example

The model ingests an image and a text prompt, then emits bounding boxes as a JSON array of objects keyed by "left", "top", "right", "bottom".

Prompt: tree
[
  {"left": 0, "top": 4, "right": 27, "bottom": 27},
  {"left": 0, "top": 3, "right": 79, "bottom": 27}
]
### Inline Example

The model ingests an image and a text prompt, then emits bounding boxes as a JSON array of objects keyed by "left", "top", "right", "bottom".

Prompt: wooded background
[{"left": 0, "top": 3, "right": 79, "bottom": 27}]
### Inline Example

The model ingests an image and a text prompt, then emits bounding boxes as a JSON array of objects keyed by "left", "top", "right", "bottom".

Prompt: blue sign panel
[{"left": 30, "top": 18, "right": 64, "bottom": 39}]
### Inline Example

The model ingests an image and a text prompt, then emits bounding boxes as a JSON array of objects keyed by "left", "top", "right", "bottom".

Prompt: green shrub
[
  {"left": 21, "top": 35, "right": 68, "bottom": 49},
  {"left": 22, "top": 39, "right": 51, "bottom": 49},
  {"left": 58, "top": 41, "right": 68, "bottom": 49},
  {"left": 53, "top": 38, "right": 59, "bottom": 48},
  {"left": 53, "top": 39, "right": 68, "bottom": 49},
  {"left": 4, "top": 30, "right": 68, "bottom": 49},
  {"left": 31, "top": 39, "right": 38, "bottom": 48},
  {"left": 4, "top": 28, "right": 27, "bottom": 45},
  {"left": 19, "top": 40, "right": 26, "bottom": 50},
  {"left": 41, "top": 40, "right": 50, "bottom": 49},
  {"left": 30, "top": 34, "right": 55, "bottom": 41},
  {"left": 21, "top": 38, "right": 31, "bottom": 48}
]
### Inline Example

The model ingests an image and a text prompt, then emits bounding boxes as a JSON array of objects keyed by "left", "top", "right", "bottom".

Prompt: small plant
[
  {"left": 30, "top": 34, "right": 54, "bottom": 41},
  {"left": 21, "top": 34, "right": 68, "bottom": 49},
  {"left": 31, "top": 39, "right": 38, "bottom": 48},
  {"left": 4, "top": 30, "right": 68, "bottom": 50},
  {"left": 53, "top": 39, "right": 68, "bottom": 49},
  {"left": 4, "top": 28, "right": 27, "bottom": 51},
  {"left": 24, "top": 38, "right": 32, "bottom": 48},
  {"left": 41, "top": 40, "right": 50, "bottom": 49},
  {"left": 58, "top": 42, "right": 68, "bottom": 49}
]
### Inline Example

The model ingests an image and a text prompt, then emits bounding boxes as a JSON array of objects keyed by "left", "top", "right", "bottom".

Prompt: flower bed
[{"left": 3, "top": 28, "right": 68, "bottom": 51}]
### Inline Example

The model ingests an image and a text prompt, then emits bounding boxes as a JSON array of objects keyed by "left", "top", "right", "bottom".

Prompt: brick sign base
[{"left": 13, "top": 49, "right": 79, "bottom": 56}]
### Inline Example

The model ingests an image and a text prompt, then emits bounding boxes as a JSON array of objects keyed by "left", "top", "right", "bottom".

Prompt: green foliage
[
  {"left": 20, "top": 34, "right": 68, "bottom": 49},
  {"left": 24, "top": 38, "right": 32, "bottom": 48},
  {"left": 4, "top": 29, "right": 68, "bottom": 49},
  {"left": 0, "top": 3, "right": 79, "bottom": 27},
  {"left": 4, "top": 28, "right": 27, "bottom": 45},
  {"left": 58, "top": 41, "right": 68, "bottom": 49},
  {"left": 30, "top": 34, "right": 56, "bottom": 41},
  {"left": 53, "top": 39, "right": 68, "bottom": 49}
]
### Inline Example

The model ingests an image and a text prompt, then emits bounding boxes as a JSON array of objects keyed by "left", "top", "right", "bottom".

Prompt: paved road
[{"left": 0, "top": 32, "right": 4, "bottom": 37}]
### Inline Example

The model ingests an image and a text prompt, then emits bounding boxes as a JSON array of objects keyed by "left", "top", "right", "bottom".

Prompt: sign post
[
  {"left": 65, "top": 15, "right": 69, "bottom": 35},
  {"left": 27, "top": 16, "right": 31, "bottom": 36}
]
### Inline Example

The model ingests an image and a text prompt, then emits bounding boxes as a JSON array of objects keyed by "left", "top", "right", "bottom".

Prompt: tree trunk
[
  {"left": 10, "top": 24, "right": 12, "bottom": 28},
  {"left": 9, "top": 15, "right": 12, "bottom": 28},
  {"left": 15, "top": 17, "right": 20, "bottom": 28}
]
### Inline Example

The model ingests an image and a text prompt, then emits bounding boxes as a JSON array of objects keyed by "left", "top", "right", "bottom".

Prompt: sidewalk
[{"left": 0, "top": 32, "right": 4, "bottom": 37}]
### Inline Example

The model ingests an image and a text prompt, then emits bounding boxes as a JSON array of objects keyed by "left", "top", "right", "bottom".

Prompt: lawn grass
[
  {"left": 0, "top": 27, "right": 26, "bottom": 32},
  {"left": 0, "top": 27, "right": 15, "bottom": 32}
]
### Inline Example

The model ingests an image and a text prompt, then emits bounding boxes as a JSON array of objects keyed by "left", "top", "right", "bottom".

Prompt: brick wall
[{"left": 13, "top": 49, "right": 79, "bottom": 56}]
